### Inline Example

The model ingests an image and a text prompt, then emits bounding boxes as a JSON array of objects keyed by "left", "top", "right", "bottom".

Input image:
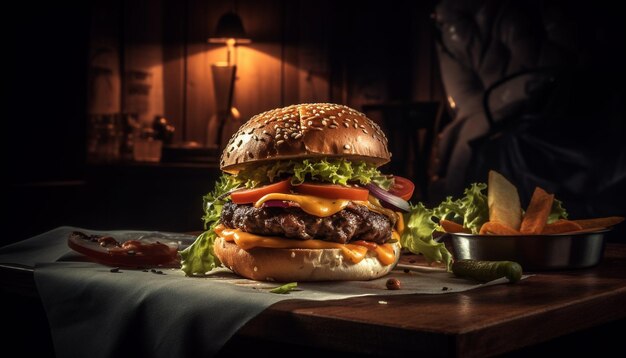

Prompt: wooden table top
[
  {"left": 2, "top": 244, "right": 625, "bottom": 357},
  {"left": 236, "top": 243, "right": 626, "bottom": 357}
]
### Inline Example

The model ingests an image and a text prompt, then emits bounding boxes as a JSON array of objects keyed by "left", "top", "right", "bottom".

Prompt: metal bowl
[{"left": 449, "top": 229, "right": 609, "bottom": 271}]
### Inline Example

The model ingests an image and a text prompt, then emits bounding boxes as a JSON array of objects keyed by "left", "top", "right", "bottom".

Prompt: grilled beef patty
[{"left": 220, "top": 201, "right": 395, "bottom": 244}]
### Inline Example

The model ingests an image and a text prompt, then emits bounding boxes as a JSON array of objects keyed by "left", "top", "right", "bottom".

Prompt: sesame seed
[
  {"left": 308, "top": 120, "right": 313, "bottom": 126},
  {"left": 329, "top": 124, "right": 337, "bottom": 129},
  {"left": 354, "top": 123, "right": 358, "bottom": 128},
  {"left": 332, "top": 120, "right": 339, "bottom": 126},
  {"left": 343, "top": 122, "right": 349, "bottom": 128},
  {"left": 276, "top": 140, "right": 285, "bottom": 145},
  {"left": 294, "top": 133, "right": 302, "bottom": 139},
  {"left": 359, "top": 125, "right": 366, "bottom": 129},
  {"left": 344, "top": 144, "right": 351, "bottom": 150},
  {"left": 362, "top": 129, "right": 369, "bottom": 134},
  {"left": 329, "top": 116, "right": 336, "bottom": 119},
  {"left": 290, "top": 132, "right": 299, "bottom": 138}
]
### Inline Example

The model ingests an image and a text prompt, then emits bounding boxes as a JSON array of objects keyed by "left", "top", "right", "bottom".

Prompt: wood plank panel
[
  {"left": 123, "top": 0, "right": 164, "bottom": 126},
  {"left": 185, "top": 0, "right": 223, "bottom": 145},
  {"left": 87, "top": 0, "right": 121, "bottom": 116},
  {"left": 162, "top": 0, "right": 186, "bottom": 143},
  {"left": 303, "top": 1, "right": 332, "bottom": 104},
  {"left": 231, "top": 0, "right": 283, "bottom": 117}
]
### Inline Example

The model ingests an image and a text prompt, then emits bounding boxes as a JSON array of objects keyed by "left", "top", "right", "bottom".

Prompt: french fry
[
  {"left": 570, "top": 216, "right": 624, "bottom": 229},
  {"left": 440, "top": 220, "right": 471, "bottom": 234},
  {"left": 541, "top": 220, "right": 583, "bottom": 234},
  {"left": 488, "top": 171, "right": 522, "bottom": 230},
  {"left": 479, "top": 221, "right": 522, "bottom": 235},
  {"left": 520, "top": 187, "right": 554, "bottom": 234}
]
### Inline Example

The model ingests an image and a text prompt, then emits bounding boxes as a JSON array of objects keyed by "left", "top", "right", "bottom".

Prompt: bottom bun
[{"left": 213, "top": 236, "right": 401, "bottom": 282}]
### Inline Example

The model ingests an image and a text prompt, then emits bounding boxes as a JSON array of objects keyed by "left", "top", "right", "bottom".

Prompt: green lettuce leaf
[
  {"left": 180, "top": 174, "right": 241, "bottom": 276},
  {"left": 180, "top": 230, "right": 220, "bottom": 276},
  {"left": 202, "top": 174, "right": 242, "bottom": 229},
  {"left": 432, "top": 183, "right": 489, "bottom": 234},
  {"left": 547, "top": 198, "right": 568, "bottom": 224},
  {"left": 236, "top": 158, "right": 394, "bottom": 190},
  {"left": 401, "top": 202, "right": 453, "bottom": 271}
]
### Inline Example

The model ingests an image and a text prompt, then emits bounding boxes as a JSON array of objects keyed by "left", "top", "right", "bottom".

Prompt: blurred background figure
[{"left": 428, "top": 0, "right": 626, "bottom": 239}]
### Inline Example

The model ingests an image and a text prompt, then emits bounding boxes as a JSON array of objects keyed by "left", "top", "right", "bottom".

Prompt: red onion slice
[{"left": 366, "top": 183, "right": 410, "bottom": 212}]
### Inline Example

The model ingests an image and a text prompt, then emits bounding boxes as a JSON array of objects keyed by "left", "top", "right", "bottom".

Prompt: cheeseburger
[{"left": 181, "top": 103, "right": 416, "bottom": 281}]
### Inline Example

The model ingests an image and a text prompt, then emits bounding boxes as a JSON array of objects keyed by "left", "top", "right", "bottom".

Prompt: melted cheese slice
[
  {"left": 214, "top": 224, "right": 397, "bottom": 265},
  {"left": 254, "top": 193, "right": 398, "bottom": 224},
  {"left": 254, "top": 193, "right": 349, "bottom": 217}
]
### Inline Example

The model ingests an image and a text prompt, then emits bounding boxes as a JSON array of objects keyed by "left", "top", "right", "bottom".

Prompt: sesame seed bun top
[{"left": 219, "top": 103, "right": 391, "bottom": 173}]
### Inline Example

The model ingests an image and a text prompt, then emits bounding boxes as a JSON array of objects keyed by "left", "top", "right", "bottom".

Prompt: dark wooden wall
[
  {"left": 5, "top": 0, "right": 444, "bottom": 244},
  {"left": 88, "top": 0, "right": 443, "bottom": 147}
]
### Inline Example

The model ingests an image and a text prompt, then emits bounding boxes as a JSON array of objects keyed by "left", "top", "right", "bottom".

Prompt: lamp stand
[{"left": 207, "top": 63, "right": 236, "bottom": 151}]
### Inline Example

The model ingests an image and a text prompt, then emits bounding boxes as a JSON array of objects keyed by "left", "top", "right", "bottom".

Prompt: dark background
[
  {"left": 4, "top": 0, "right": 443, "bottom": 245},
  {"left": 4, "top": 0, "right": 626, "bottom": 246},
  {"left": 3, "top": 1, "right": 626, "bottom": 357}
]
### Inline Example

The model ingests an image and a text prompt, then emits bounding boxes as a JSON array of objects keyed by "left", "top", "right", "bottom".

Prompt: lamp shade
[{"left": 209, "top": 12, "right": 251, "bottom": 43}]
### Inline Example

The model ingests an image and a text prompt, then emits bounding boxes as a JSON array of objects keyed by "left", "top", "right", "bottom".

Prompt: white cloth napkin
[{"left": 0, "top": 227, "right": 524, "bottom": 357}]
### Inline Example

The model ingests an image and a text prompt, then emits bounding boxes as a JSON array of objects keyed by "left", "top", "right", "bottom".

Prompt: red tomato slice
[
  {"left": 388, "top": 176, "right": 415, "bottom": 201},
  {"left": 294, "top": 182, "right": 370, "bottom": 201},
  {"left": 230, "top": 178, "right": 292, "bottom": 204},
  {"left": 67, "top": 231, "right": 179, "bottom": 268}
]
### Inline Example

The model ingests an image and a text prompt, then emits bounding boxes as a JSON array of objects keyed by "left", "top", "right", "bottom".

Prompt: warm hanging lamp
[{"left": 206, "top": 11, "right": 251, "bottom": 149}]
